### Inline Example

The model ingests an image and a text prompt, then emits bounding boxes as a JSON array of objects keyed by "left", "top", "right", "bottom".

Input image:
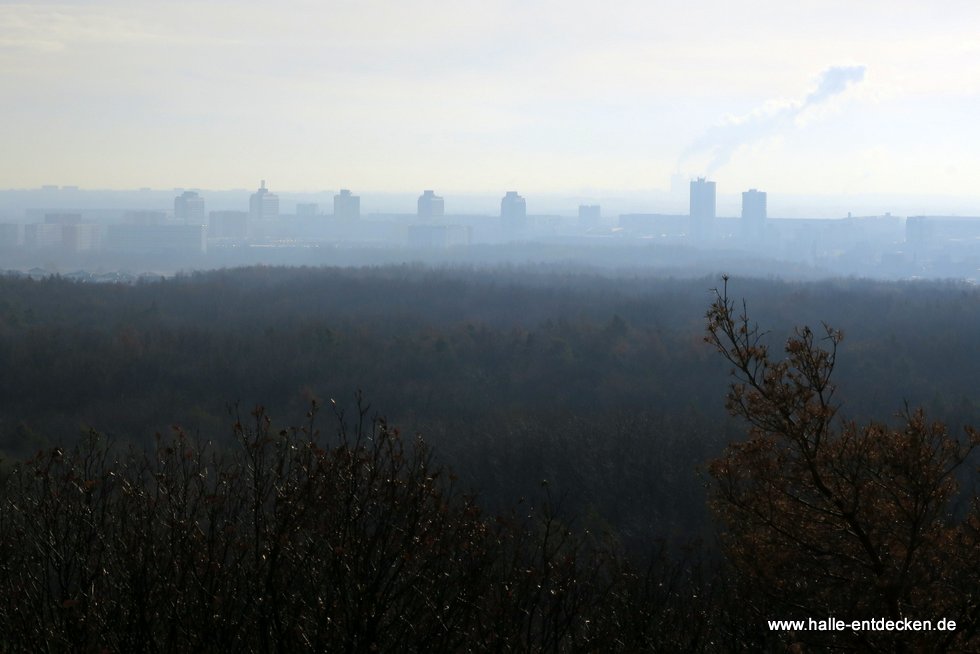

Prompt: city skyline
[
  {"left": 3, "top": 2, "right": 980, "bottom": 196},
  {"left": 4, "top": 176, "right": 980, "bottom": 282},
  {"left": 7, "top": 181, "right": 980, "bottom": 221}
]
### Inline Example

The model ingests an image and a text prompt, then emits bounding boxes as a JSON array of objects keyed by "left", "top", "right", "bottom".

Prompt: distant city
[{"left": 1, "top": 180, "right": 979, "bottom": 281}]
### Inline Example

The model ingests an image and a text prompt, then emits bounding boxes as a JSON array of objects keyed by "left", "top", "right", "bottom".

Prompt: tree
[
  {"left": 0, "top": 398, "right": 717, "bottom": 652},
  {"left": 705, "top": 278, "right": 980, "bottom": 652}
]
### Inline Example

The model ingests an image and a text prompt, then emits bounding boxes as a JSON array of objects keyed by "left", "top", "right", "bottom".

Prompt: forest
[{"left": 0, "top": 265, "right": 978, "bottom": 650}]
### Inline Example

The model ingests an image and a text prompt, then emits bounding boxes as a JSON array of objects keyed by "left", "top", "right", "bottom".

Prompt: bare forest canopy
[
  {"left": 1, "top": 264, "right": 979, "bottom": 650},
  {"left": 0, "top": 266, "right": 978, "bottom": 542}
]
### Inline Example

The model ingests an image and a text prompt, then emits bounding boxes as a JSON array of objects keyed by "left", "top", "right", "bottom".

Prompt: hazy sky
[{"left": 2, "top": 1, "right": 980, "bottom": 196}]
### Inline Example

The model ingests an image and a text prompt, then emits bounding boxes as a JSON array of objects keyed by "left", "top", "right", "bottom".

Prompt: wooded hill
[{"left": 1, "top": 265, "right": 979, "bottom": 650}]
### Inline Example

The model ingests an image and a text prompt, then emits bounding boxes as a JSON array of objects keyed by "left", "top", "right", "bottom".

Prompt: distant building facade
[
  {"left": 23, "top": 213, "right": 100, "bottom": 251},
  {"left": 741, "top": 189, "right": 766, "bottom": 222},
  {"left": 44, "top": 212, "right": 82, "bottom": 225},
  {"left": 175, "top": 191, "right": 206, "bottom": 224},
  {"left": 24, "top": 223, "right": 64, "bottom": 249},
  {"left": 249, "top": 180, "right": 279, "bottom": 221},
  {"left": 906, "top": 215, "right": 980, "bottom": 257},
  {"left": 296, "top": 203, "right": 319, "bottom": 216},
  {"left": 501, "top": 191, "right": 527, "bottom": 231},
  {"left": 0, "top": 224, "right": 24, "bottom": 249},
  {"left": 124, "top": 210, "right": 166, "bottom": 226},
  {"left": 689, "top": 178, "right": 716, "bottom": 228},
  {"left": 209, "top": 211, "right": 249, "bottom": 239},
  {"left": 61, "top": 223, "right": 101, "bottom": 252},
  {"left": 105, "top": 224, "right": 206, "bottom": 254},
  {"left": 741, "top": 188, "right": 767, "bottom": 240},
  {"left": 689, "top": 178, "right": 716, "bottom": 220},
  {"left": 334, "top": 189, "right": 360, "bottom": 220},
  {"left": 417, "top": 190, "right": 445, "bottom": 219}
]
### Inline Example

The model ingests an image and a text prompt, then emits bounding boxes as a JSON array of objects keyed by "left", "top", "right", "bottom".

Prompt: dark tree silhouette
[
  {"left": 705, "top": 278, "right": 980, "bottom": 652},
  {"left": 0, "top": 399, "right": 714, "bottom": 652}
]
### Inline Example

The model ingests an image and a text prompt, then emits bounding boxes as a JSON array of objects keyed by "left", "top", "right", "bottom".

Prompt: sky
[{"left": 2, "top": 1, "right": 980, "bottom": 198}]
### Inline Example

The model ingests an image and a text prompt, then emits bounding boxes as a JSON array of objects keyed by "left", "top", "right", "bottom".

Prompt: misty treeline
[
  {"left": 0, "top": 266, "right": 979, "bottom": 650},
  {"left": 1, "top": 266, "right": 978, "bottom": 541}
]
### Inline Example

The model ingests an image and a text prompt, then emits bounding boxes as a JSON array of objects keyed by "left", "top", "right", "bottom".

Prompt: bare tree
[{"left": 705, "top": 277, "right": 980, "bottom": 652}]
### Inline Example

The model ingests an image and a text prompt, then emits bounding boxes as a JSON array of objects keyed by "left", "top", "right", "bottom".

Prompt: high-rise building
[
  {"left": 690, "top": 178, "right": 716, "bottom": 239},
  {"left": 690, "top": 178, "right": 716, "bottom": 221},
  {"left": 249, "top": 180, "right": 279, "bottom": 221},
  {"left": 741, "top": 189, "right": 767, "bottom": 240},
  {"left": 501, "top": 191, "right": 526, "bottom": 230},
  {"left": 175, "top": 190, "right": 206, "bottom": 224},
  {"left": 741, "top": 189, "right": 766, "bottom": 222},
  {"left": 296, "top": 203, "right": 319, "bottom": 216},
  {"left": 417, "top": 190, "right": 445, "bottom": 218},
  {"left": 334, "top": 189, "right": 360, "bottom": 220}
]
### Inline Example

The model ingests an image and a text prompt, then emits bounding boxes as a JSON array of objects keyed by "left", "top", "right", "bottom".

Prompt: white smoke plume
[{"left": 679, "top": 65, "right": 866, "bottom": 176}]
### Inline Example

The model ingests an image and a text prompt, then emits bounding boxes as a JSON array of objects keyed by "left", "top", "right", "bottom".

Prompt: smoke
[
  {"left": 804, "top": 65, "right": 866, "bottom": 104},
  {"left": 679, "top": 65, "right": 866, "bottom": 176}
]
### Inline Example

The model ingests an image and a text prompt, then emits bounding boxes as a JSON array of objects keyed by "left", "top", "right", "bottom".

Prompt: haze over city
[
  {"left": 3, "top": 0, "right": 980, "bottom": 201},
  {"left": 4, "top": 3, "right": 980, "bottom": 650}
]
